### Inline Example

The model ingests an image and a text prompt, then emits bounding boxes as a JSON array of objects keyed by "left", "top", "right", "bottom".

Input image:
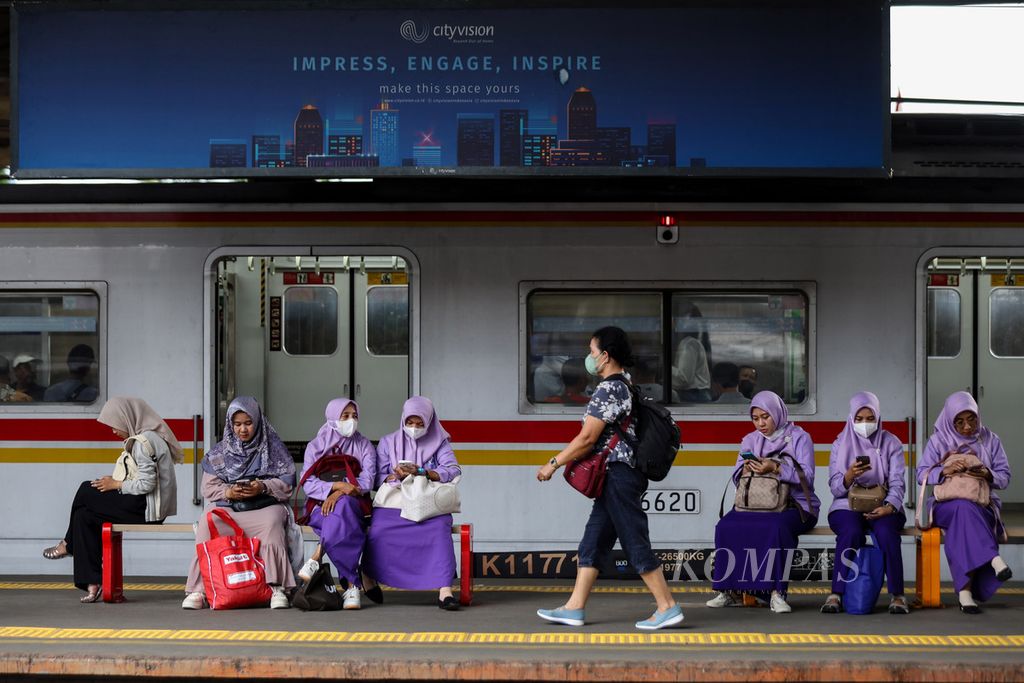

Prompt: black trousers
[{"left": 63, "top": 481, "right": 146, "bottom": 590}]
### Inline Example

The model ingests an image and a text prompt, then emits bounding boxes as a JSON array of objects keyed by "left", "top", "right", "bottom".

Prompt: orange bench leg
[
  {"left": 101, "top": 523, "right": 126, "bottom": 603},
  {"left": 916, "top": 528, "right": 942, "bottom": 608},
  {"left": 459, "top": 524, "right": 473, "bottom": 606}
]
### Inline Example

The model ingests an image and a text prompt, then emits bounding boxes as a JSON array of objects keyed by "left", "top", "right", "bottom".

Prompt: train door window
[
  {"left": 990, "top": 288, "right": 1024, "bottom": 357},
  {"left": 283, "top": 287, "right": 338, "bottom": 356},
  {"left": 526, "top": 291, "right": 662, "bottom": 404},
  {"left": 926, "top": 288, "right": 961, "bottom": 358},
  {"left": 672, "top": 292, "right": 809, "bottom": 405},
  {"left": 366, "top": 285, "right": 409, "bottom": 356},
  {"left": 0, "top": 290, "right": 101, "bottom": 404}
]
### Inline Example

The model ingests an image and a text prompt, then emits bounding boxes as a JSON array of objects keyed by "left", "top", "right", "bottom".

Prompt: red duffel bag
[{"left": 197, "top": 508, "right": 273, "bottom": 610}]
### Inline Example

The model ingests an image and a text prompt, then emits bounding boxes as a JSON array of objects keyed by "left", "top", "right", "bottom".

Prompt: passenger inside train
[
  {"left": 10, "top": 354, "right": 45, "bottom": 401},
  {"left": 711, "top": 362, "right": 750, "bottom": 404},
  {"left": 670, "top": 303, "right": 713, "bottom": 403},
  {"left": 823, "top": 392, "right": 909, "bottom": 615},
  {"left": 43, "top": 344, "right": 99, "bottom": 402},
  {"left": 298, "top": 397, "right": 378, "bottom": 611},
  {"left": 183, "top": 396, "right": 297, "bottom": 610},
  {"left": 43, "top": 397, "right": 181, "bottom": 603},
  {"left": 918, "top": 391, "right": 1013, "bottom": 614}
]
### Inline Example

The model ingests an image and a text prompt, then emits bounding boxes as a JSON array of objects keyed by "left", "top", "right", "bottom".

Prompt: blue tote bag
[{"left": 844, "top": 532, "right": 886, "bottom": 615}]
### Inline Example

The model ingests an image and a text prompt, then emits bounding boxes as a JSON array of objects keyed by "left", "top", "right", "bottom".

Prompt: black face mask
[{"left": 738, "top": 380, "right": 755, "bottom": 399}]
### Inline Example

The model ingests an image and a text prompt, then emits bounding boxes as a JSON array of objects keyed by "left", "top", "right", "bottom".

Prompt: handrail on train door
[
  {"left": 192, "top": 414, "right": 203, "bottom": 506},
  {"left": 905, "top": 416, "right": 916, "bottom": 509}
]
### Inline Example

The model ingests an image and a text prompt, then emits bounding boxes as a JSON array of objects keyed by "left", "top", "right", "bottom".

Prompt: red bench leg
[
  {"left": 101, "top": 523, "right": 126, "bottom": 603},
  {"left": 459, "top": 524, "right": 473, "bottom": 606}
]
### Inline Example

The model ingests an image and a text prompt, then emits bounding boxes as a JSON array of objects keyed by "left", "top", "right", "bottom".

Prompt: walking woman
[
  {"left": 822, "top": 391, "right": 909, "bottom": 615},
  {"left": 298, "top": 397, "right": 378, "bottom": 610},
  {"left": 43, "top": 397, "right": 181, "bottom": 602},
  {"left": 918, "top": 391, "right": 1012, "bottom": 613},
  {"left": 536, "top": 326, "right": 682, "bottom": 630},
  {"left": 182, "top": 396, "right": 297, "bottom": 609}
]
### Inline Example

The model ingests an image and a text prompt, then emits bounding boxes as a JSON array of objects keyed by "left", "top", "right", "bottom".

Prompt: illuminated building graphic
[
  {"left": 499, "top": 109, "right": 528, "bottom": 166},
  {"left": 305, "top": 154, "right": 380, "bottom": 167},
  {"left": 457, "top": 114, "right": 494, "bottom": 166},
  {"left": 595, "top": 127, "right": 630, "bottom": 166},
  {"left": 647, "top": 123, "right": 677, "bottom": 167},
  {"left": 251, "top": 134, "right": 282, "bottom": 168},
  {"left": 370, "top": 102, "right": 400, "bottom": 167},
  {"left": 328, "top": 134, "right": 363, "bottom": 155},
  {"left": 522, "top": 133, "right": 556, "bottom": 167},
  {"left": 567, "top": 87, "right": 597, "bottom": 141},
  {"left": 209, "top": 139, "right": 246, "bottom": 167},
  {"left": 413, "top": 133, "right": 442, "bottom": 167},
  {"left": 293, "top": 104, "right": 324, "bottom": 167}
]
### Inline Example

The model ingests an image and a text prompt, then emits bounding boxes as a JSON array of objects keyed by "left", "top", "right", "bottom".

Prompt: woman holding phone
[
  {"left": 181, "top": 397, "right": 297, "bottom": 610},
  {"left": 821, "top": 391, "right": 908, "bottom": 614},
  {"left": 362, "top": 396, "right": 463, "bottom": 610}
]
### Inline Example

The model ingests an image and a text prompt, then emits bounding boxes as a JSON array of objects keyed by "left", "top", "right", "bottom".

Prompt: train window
[
  {"left": 926, "top": 288, "right": 961, "bottom": 358},
  {"left": 283, "top": 287, "right": 338, "bottom": 356},
  {"left": 990, "top": 288, "right": 1024, "bottom": 358},
  {"left": 0, "top": 291, "right": 101, "bottom": 404},
  {"left": 366, "top": 285, "right": 409, "bottom": 356},
  {"left": 672, "top": 292, "right": 809, "bottom": 405},
  {"left": 526, "top": 291, "right": 663, "bottom": 405}
]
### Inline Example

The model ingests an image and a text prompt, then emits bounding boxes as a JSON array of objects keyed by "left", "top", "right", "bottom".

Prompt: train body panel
[{"left": 3, "top": 205, "right": 1024, "bottom": 577}]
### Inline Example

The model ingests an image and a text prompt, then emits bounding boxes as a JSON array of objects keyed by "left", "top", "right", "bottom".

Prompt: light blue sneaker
[
  {"left": 536, "top": 606, "right": 585, "bottom": 626},
  {"left": 635, "top": 604, "right": 684, "bottom": 630}
]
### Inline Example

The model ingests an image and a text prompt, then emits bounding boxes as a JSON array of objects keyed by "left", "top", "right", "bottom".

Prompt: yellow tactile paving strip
[
  {"left": 0, "top": 626, "right": 1021, "bottom": 648},
  {"left": 3, "top": 581, "right": 1023, "bottom": 596}
]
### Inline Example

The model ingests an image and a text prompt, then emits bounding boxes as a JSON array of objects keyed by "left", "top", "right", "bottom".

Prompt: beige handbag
[
  {"left": 934, "top": 453, "right": 990, "bottom": 506},
  {"left": 848, "top": 484, "right": 888, "bottom": 513},
  {"left": 111, "top": 435, "right": 151, "bottom": 482},
  {"left": 720, "top": 453, "right": 814, "bottom": 521}
]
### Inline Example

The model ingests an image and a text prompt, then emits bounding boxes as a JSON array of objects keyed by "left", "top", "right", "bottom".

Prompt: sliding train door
[
  {"left": 214, "top": 254, "right": 410, "bottom": 455},
  {"left": 926, "top": 258, "right": 1024, "bottom": 503}
]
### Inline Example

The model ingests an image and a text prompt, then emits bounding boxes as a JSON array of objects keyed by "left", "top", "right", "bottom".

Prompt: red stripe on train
[{"left": 0, "top": 418, "right": 201, "bottom": 442}]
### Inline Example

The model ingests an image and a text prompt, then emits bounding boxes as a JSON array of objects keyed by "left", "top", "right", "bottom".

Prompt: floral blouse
[{"left": 584, "top": 378, "right": 637, "bottom": 466}]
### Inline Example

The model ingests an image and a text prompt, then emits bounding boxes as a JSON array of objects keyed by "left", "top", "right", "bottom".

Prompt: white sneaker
[
  {"left": 270, "top": 586, "right": 290, "bottom": 609},
  {"left": 706, "top": 591, "right": 740, "bottom": 608},
  {"left": 181, "top": 591, "right": 206, "bottom": 610},
  {"left": 342, "top": 585, "right": 361, "bottom": 610},
  {"left": 770, "top": 591, "right": 792, "bottom": 613},
  {"left": 298, "top": 558, "right": 320, "bottom": 583}
]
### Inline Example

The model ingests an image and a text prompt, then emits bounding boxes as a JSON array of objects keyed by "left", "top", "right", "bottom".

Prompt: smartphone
[
  {"left": 397, "top": 460, "right": 417, "bottom": 468},
  {"left": 740, "top": 452, "right": 757, "bottom": 461},
  {"left": 855, "top": 455, "right": 871, "bottom": 467},
  {"left": 233, "top": 476, "right": 255, "bottom": 484}
]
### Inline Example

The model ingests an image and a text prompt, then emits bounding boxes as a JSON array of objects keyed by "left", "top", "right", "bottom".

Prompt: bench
[{"left": 101, "top": 522, "right": 474, "bottom": 607}]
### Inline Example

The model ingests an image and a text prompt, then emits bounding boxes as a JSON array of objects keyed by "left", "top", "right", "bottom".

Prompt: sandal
[
  {"left": 43, "top": 541, "right": 70, "bottom": 560},
  {"left": 80, "top": 585, "right": 102, "bottom": 603},
  {"left": 820, "top": 594, "right": 842, "bottom": 614},
  {"left": 888, "top": 596, "right": 910, "bottom": 615}
]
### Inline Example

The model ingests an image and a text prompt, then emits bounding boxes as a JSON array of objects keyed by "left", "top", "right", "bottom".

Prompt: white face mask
[
  {"left": 333, "top": 418, "right": 357, "bottom": 438},
  {"left": 404, "top": 425, "right": 426, "bottom": 440},
  {"left": 853, "top": 422, "right": 878, "bottom": 439}
]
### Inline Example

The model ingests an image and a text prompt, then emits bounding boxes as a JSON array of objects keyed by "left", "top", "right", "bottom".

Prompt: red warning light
[{"left": 660, "top": 214, "right": 677, "bottom": 227}]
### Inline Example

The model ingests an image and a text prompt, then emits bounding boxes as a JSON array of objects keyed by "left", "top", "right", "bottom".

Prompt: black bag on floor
[{"left": 291, "top": 561, "right": 343, "bottom": 611}]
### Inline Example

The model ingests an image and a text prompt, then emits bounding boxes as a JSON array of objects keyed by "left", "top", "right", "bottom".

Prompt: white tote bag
[{"left": 398, "top": 475, "right": 461, "bottom": 523}]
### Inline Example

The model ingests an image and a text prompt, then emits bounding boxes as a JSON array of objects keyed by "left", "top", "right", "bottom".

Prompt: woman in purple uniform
[
  {"left": 706, "top": 391, "right": 819, "bottom": 613},
  {"left": 298, "top": 398, "right": 378, "bottom": 610},
  {"left": 362, "top": 396, "right": 462, "bottom": 610},
  {"left": 821, "top": 391, "right": 908, "bottom": 614},
  {"left": 918, "top": 391, "right": 1012, "bottom": 614}
]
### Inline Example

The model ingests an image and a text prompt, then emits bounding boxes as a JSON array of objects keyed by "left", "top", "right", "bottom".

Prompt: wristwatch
[{"left": 548, "top": 457, "right": 560, "bottom": 469}]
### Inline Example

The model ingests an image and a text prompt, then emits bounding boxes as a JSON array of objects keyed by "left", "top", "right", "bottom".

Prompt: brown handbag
[
  {"left": 720, "top": 453, "right": 814, "bottom": 521},
  {"left": 848, "top": 484, "right": 888, "bottom": 513}
]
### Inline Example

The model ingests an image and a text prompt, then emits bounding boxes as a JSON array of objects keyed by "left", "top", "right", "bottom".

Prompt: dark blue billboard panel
[{"left": 14, "top": 4, "right": 887, "bottom": 177}]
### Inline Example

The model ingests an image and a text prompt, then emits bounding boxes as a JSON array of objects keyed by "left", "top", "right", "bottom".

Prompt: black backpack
[{"left": 604, "top": 374, "right": 681, "bottom": 481}]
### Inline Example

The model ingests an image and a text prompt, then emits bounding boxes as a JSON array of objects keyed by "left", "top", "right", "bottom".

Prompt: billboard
[{"left": 13, "top": 2, "right": 887, "bottom": 177}]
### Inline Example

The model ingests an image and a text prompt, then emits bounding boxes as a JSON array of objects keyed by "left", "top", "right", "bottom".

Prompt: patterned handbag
[{"left": 720, "top": 453, "right": 814, "bottom": 522}]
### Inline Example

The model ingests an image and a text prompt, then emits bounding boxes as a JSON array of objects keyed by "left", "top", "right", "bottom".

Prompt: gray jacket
[{"left": 119, "top": 431, "right": 177, "bottom": 522}]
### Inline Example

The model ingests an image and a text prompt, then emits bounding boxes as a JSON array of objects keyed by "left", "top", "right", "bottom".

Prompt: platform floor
[{"left": 0, "top": 578, "right": 1022, "bottom": 681}]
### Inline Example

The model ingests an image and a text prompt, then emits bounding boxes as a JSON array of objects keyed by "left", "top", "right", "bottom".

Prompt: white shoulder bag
[
  {"left": 399, "top": 474, "right": 461, "bottom": 523},
  {"left": 112, "top": 435, "right": 152, "bottom": 482}
]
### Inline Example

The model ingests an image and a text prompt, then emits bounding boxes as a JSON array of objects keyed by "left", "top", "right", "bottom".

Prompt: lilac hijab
[
  {"left": 306, "top": 398, "right": 363, "bottom": 457},
  {"left": 380, "top": 396, "right": 451, "bottom": 467},
  {"left": 202, "top": 396, "right": 296, "bottom": 485},
  {"left": 832, "top": 391, "right": 888, "bottom": 484},
  {"left": 931, "top": 391, "right": 992, "bottom": 460},
  {"left": 741, "top": 391, "right": 798, "bottom": 458}
]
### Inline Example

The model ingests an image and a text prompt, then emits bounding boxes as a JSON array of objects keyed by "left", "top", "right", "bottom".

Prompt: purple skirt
[
  {"left": 932, "top": 499, "right": 1005, "bottom": 602},
  {"left": 363, "top": 507, "right": 456, "bottom": 590},
  {"left": 307, "top": 496, "right": 368, "bottom": 587},
  {"left": 712, "top": 508, "right": 817, "bottom": 593}
]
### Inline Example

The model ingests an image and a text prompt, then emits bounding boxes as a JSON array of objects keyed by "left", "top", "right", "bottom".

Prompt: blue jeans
[{"left": 577, "top": 462, "right": 660, "bottom": 575}]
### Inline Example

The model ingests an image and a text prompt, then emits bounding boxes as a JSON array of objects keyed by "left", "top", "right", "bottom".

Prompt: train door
[
  {"left": 213, "top": 254, "right": 410, "bottom": 454},
  {"left": 926, "top": 257, "right": 1024, "bottom": 503}
]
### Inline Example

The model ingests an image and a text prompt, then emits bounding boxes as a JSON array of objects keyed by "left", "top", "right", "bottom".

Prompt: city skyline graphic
[{"left": 16, "top": 5, "right": 885, "bottom": 174}]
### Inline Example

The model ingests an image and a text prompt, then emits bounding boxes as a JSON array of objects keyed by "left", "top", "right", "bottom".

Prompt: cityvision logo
[{"left": 400, "top": 19, "right": 495, "bottom": 43}]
